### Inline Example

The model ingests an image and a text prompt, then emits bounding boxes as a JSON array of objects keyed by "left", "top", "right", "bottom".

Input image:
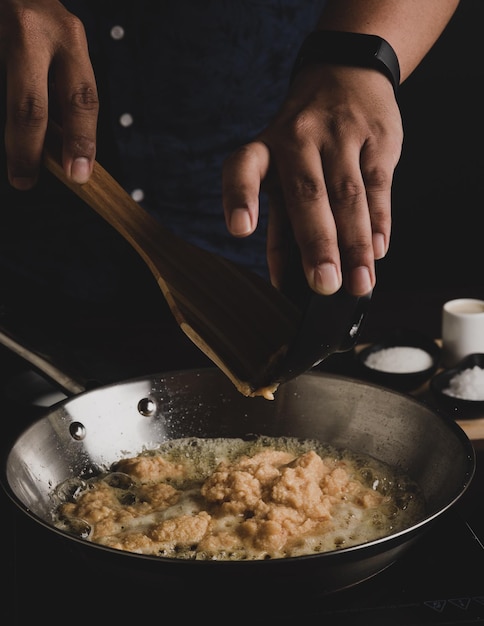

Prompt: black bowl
[
  {"left": 357, "top": 328, "right": 441, "bottom": 392},
  {"left": 430, "top": 353, "right": 484, "bottom": 420}
]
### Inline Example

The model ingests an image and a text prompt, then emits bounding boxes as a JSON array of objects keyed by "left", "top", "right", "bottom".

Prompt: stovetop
[{"left": 2, "top": 363, "right": 484, "bottom": 625}]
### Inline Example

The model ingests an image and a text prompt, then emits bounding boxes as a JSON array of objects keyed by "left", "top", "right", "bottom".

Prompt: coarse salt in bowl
[
  {"left": 363, "top": 346, "right": 434, "bottom": 373},
  {"left": 430, "top": 353, "right": 484, "bottom": 419},
  {"left": 357, "top": 329, "right": 441, "bottom": 392},
  {"left": 443, "top": 365, "right": 484, "bottom": 401}
]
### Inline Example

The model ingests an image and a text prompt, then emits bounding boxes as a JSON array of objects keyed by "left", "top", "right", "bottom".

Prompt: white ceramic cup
[{"left": 441, "top": 298, "right": 484, "bottom": 368}]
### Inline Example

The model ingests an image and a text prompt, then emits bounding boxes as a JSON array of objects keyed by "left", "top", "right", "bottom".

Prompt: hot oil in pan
[{"left": 51, "top": 435, "right": 425, "bottom": 561}]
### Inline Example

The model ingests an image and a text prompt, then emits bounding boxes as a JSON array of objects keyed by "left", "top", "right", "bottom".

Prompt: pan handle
[{"left": 0, "top": 323, "right": 88, "bottom": 397}]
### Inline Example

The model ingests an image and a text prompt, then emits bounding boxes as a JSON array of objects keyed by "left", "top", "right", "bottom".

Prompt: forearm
[{"left": 316, "top": 0, "right": 460, "bottom": 82}]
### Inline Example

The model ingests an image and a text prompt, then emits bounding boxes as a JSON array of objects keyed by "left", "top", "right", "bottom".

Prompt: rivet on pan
[
  {"left": 69, "top": 421, "right": 86, "bottom": 441},
  {"left": 138, "top": 397, "right": 157, "bottom": 417}
]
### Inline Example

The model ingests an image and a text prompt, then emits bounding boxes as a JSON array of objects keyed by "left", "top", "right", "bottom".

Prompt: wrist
[{"left": 291, "top": 30, "right": 400, "bottom": 94}]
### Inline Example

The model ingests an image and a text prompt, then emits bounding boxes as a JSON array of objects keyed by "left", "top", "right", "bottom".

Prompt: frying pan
[{"left": 0, "top": 342, "right": 475, "bottom": 603}]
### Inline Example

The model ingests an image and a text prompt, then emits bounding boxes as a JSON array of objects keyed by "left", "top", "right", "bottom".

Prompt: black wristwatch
[{"left": 290, "top": 30, "right": 400, "bottom": 94}]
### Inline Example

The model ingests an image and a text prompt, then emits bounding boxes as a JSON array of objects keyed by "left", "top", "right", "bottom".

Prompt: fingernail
[
  {"left": 373, "top": 233, "right": 387, "bottom": 259},
  {"left": 314, "top": 263, "right": 341, "bottom": 294},
  {"left": 353, "top": 266, "right": 373, "bottom": 295},
  {"left": 71, "top": 157, "right": 91, "bottom": 183},
  {"left": 229, "top": 209, "right": 252, "bottom": 235}
]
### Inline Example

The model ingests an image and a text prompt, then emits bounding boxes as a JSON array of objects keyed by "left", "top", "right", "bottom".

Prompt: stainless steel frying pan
[{"left": 0, "top": 358, "right": 475, "bottom": 599}]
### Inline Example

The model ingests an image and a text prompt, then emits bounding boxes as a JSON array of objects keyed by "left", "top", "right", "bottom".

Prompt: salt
[
  {"left": 364, "top": 346, "right": 434, "bottom": 373},
  {"left": 443, "top": 365, "right": 484, "bottom": 401}
]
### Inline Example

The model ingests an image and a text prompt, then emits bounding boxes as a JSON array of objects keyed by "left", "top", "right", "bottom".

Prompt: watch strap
[{"left": 291, "top": 30, "right": 400, "bottom": 94}]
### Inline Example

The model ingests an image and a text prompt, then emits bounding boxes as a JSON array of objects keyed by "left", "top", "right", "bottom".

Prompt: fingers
[
  {"left": 3, "top": 7, "right": 98, "bottom": 189},
  {"left": 272, "top": 136, "right": 345, "bottom": 296},
  {"left": 262, "top": 69, "right": 401, "bottom": 297},
  {"left": 359, "top": 140, "right": 394, "bottom": 262},
  {"left": 223, "top": 131, "right": 385, "bottom": 297},
  {"left": 222, "top": 141, "right": 271, "bottom": 237},
  {"left": 52, "top": 16, "right": 98, "bottom": 182},
  {"left": 4, "top": 43, "right": 50, "bottom": 189},
  {"left": 276, "top": 136, "right": 394, "bottom": 297},
  {"left": 316, "top": 140, "right": 384, "bottom": 297}
]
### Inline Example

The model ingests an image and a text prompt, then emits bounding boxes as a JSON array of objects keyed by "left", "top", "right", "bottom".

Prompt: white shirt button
[
  {"left": 119, "top": 113, "right": 134, "bottom": 128},
  {"left": 110, "top": 25, "right": 125, "bottom": 40},
  {"left": 131, "top": 189, "right": 145, "bottom": 203}
]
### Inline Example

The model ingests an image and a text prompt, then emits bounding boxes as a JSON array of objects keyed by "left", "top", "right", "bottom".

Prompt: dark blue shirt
[{"left": 1, "top": 1, "right": 326, "bottom": 304}]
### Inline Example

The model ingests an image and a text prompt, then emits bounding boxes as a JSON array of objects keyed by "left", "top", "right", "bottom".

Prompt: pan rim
[{"left": 1, "top": 368, "right": 476, "bottom": 568}]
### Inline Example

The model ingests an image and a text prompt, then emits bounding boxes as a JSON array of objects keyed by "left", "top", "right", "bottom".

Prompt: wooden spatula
[{"left": 42, "top": 124, "right": 302, "bottom": 398}]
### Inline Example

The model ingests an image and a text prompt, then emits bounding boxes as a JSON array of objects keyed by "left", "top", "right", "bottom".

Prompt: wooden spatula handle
[{"left": 42, "top": 123, "right": 302, "bottom": 397}]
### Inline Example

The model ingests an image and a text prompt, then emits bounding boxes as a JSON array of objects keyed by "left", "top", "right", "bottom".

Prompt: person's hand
[
  {"left": 0, "top": 0, "right": 98, "bottom": 189},
  {"left": 222, "top": 64, "right": 403, "bottom": 297}
]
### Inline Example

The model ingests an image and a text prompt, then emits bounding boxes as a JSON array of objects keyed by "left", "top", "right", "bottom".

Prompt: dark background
[{"left": 360, "top": 0, "right": 484, "bottom": 339}]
